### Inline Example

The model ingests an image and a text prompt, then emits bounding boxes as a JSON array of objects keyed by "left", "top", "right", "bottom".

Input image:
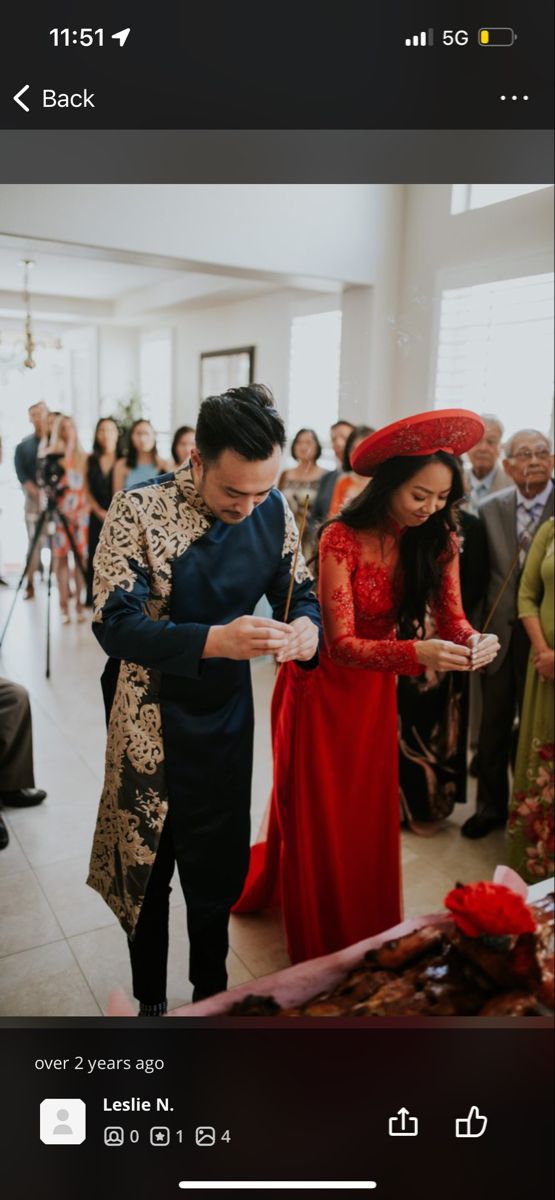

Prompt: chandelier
[{"left": 0, "top": 260, "right": 63, "bottom": 370}]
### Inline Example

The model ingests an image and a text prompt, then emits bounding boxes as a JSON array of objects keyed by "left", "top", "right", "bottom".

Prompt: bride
[{"left": 234, "top": 410, "right": 500, "bottom": 962}]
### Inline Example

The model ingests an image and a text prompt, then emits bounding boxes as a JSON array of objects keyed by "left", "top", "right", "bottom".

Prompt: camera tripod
[{"left": 0, "top": 491, "right": 87, "bottom": 679}]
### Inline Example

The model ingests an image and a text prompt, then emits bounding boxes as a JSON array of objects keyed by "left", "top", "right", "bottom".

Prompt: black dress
[
  {"left": 398, "top": 511, "right": 488, "bottom": 823},
  {"left": 85, "top": 455, "right": 114, "bottom": 606}
]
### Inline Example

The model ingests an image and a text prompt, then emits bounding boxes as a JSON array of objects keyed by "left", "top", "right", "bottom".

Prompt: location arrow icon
[
  {"left": 112, "top": 28, "right": 131, "bottom": 47},
  {"left": 13, "top": 84, "right": 30, "bottom": 112}
]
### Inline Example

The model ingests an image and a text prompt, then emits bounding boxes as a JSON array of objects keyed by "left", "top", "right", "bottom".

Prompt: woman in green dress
[{"left": 508, "top": 517, "right": 554, "bottom": 883}]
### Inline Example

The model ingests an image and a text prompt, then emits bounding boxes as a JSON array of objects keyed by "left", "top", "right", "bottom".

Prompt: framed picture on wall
[{"left": 200, "top": 346, "right": 255, "bottom": 399}]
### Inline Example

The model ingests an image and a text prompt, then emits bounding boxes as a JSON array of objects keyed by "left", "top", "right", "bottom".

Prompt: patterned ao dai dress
[
  {"left": 235, "top": 518, "right": 477, "bottom": 963},
  {"left": 278, "top": 473, "right": 324, "bottom": 565}
]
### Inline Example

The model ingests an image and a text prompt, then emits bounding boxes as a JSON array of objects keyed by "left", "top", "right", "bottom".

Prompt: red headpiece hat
[{"left": 351, "top": 409, "right": 485, "bottom": 477}]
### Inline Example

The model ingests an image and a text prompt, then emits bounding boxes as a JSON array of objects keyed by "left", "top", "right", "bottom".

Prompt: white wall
[
  {"left": 173, "top": 289, "right": 340, "bottom": 431},
  {"left": 97, "top": 326, "right": 140, "bottom": 415},
  {"left": 0, "top": 185, "right": 394, "bottom": 287},
  {"left": 394, "top": 185, "right": 554, "bottom": 416}
]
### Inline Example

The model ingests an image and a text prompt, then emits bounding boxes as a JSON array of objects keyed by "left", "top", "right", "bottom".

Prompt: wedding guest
[
  {"left": 328, "top": 425, "right": 374, "bottom": 516},
  {"left": 50, "top": 415, "right": 90, "bottom": 624},
  {"left": 463, "top": 429, "right": 554, "bottom": 839},
  {"left": 508, "top": 517, "right": 554, "bottom": 882},
  {"left": 85, "top": 418, "right": 119, "bottom": 606},
  {"left": 171, "top": 425, "right": 196, "bottom": 466},
  {"left": 463, "top": 415, "right": 511, "bottom": 771},
  {"left": 89, "top": 385, "right": 320, "bottom": 1010},
  {"left": 462, "top": 414, "right": 511, "bottom": 515},
  {"left": 235, "top": 411, "right": 499, "bottom": 963},
  {"left": 398, "top": 505, "right": 489, "bottom": 835},
  {"left": 112, "top": 419, "right": 168, "bottom": 493},
  {"left": 0, "top": 675, "right": 47, "bottom": 849},
  {"left": 14, "top": 400, "right": 49, "bottom": 599},
  {"left": 310, "top": 419, "right": 355, "bottom": 529},
  {"left": 38, "top": 409, "right": 62, "bottom": 456},
  {"left": 278, "top": 428, "right": 327, "bottom": 560}
]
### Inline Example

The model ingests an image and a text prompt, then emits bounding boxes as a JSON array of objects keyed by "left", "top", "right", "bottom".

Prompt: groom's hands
[
  {"left": 203, "top": 615, "right": 293, "bottom": 660},
  {"left": 203, "top": 614, "right": 319, "bottom": 662}
]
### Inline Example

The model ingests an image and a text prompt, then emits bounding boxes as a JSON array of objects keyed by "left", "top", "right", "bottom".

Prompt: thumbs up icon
[{"left": 455, "top": 1106, "right": 488, "bottom": 1138}]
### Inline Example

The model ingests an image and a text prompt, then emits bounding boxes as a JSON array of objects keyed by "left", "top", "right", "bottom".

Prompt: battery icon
[{"left": 478, "top": 27, "right": 516, "bottom": 46}]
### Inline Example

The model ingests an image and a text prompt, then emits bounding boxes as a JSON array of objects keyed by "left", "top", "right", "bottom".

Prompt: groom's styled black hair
[{"left": 195, "top": 384, "right": 286, "bottom": 465}]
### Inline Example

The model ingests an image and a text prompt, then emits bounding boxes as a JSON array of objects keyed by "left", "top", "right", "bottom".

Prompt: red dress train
[{"left": 233, "top": 521, "right": 475, "bottom": 963}]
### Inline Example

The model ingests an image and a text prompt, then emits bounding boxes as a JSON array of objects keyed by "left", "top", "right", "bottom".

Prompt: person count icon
[{"left": 53, "top": 1108, "right": 73, "bottom": 1135}]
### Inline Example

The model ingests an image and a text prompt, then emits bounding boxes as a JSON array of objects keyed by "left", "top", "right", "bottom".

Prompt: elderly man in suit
[
  {"left": 462, "top": 414, "right": 511, "bottom": 516},
  {"left": 462, "top": 414, "right": 512, "bottom": 768},
  {"left": 462, "top": 428, "right": 554, "bottom": 838}
]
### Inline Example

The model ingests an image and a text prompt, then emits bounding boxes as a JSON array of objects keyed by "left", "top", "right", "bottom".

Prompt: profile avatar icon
[
  {"left": 53, "top": 1108, "right": 73, "bottom": 1136},
  {"left": 40, "top": 1098, "right": 87, "bottom": 1145}
]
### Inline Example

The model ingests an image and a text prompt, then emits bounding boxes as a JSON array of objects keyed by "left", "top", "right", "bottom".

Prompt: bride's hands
[
  {"left": 466, "top": 633, "right": 501, "bottom": 671},
  {"left": 414, "top": 639, "right": 472, "bottom": 672},
  {"left": 414, "top": 633, "right": 501, "bottom": 673}
]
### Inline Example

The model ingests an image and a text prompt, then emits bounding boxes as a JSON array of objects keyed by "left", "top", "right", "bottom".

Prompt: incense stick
[
  {"left": 481, "top": 542, "right": 522, "bottom": 634},
  {"left": 275, "top": 492, "right": 310, "bottom": 672},
  {"left": 474, "top": 530, "right": 530, "bottom": 667}
]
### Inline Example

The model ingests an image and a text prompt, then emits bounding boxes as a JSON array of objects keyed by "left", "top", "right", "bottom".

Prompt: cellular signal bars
[{"left": 405, "top": 29, "right": 434, "bottom": 47}]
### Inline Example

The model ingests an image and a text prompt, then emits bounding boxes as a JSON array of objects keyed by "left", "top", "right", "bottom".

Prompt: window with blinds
[{"left": 434, "top": 273, "right": 554, "bottom": 437}]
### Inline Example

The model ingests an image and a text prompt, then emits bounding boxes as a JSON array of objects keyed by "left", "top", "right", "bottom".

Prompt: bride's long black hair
[{"left": 319, "top": 451, "right": 464, "bottom": 635}]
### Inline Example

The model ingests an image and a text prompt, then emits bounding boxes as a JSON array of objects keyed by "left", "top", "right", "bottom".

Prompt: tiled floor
[{"left": 0, "top": 579, "right": 506, "bottom": 1016}]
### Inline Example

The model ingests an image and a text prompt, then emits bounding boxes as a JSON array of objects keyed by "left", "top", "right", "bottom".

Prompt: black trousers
[
  {"left": 475, "top": 623, "right": 529, "bottom": 821},
  {"left": 128, "top": 817, "right": 231, "bottom": 1005}
]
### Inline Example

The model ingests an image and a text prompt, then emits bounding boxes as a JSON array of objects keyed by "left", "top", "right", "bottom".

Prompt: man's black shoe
[
  {"left": 0, "top": 788, "right": 46, "bottom": 807},
  {"left": 461, "top": 813, "right": 505, "bottom": 839},
  {"left": 0, "top": 813, "right": 9, "bottom": 849}
]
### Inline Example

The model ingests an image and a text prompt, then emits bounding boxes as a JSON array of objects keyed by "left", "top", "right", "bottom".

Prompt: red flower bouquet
[{"left": 444, "top": 882, "right": 537, "bottom": 939}]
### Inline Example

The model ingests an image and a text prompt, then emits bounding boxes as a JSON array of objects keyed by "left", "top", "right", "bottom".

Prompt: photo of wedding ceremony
[{"left": 0, "top": 182, "right": 553, "bottom": 1018}]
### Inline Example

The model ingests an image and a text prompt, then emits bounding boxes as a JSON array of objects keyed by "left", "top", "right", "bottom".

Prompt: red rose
[{"left": 444, "top": 882, "right": 537, "bottom": 938}]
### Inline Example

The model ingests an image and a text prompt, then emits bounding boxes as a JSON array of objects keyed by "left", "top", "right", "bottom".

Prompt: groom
[{"left": 89, "top": 385, "right": 320, "bottom": 1012}]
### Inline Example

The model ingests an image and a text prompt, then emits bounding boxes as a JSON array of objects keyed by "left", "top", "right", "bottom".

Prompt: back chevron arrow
[{"left": 14, "top": 84, "right": 30, "bottom": 112}]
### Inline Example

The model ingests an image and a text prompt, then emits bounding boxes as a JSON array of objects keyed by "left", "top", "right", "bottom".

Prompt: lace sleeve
[
  {"left": 319, "top": 523, "right": 422, "bottom": 674},
  {"left": 431, "top": 536, "right": 477, "bottom": 644}
]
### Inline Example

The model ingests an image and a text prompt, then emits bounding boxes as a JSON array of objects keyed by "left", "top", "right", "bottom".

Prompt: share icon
[{"left": 112, "top": 28, "right": 131, "bottom": 47}]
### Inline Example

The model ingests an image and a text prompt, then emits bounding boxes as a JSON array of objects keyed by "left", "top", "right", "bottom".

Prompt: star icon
[{"left": 150, "top": 1126, "right": 170, "bottom": 1147}]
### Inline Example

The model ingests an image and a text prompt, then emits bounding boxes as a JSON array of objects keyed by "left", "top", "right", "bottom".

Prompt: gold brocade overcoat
[{"left": 87, "top": 465, "right": 317, "bottom": 937}]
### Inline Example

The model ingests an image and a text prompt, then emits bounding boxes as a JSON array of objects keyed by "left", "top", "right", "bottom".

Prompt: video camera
[{"left": 36, "top": 452, "right": 66, "bottom": 499}]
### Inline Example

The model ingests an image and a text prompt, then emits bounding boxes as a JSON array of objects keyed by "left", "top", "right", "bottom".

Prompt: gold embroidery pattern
[
  {"left": 281, "top": 497, "right": 313, "bottom": 584},
  {"left": 87, "top": 468, "right": 212, "bottom": 936}
]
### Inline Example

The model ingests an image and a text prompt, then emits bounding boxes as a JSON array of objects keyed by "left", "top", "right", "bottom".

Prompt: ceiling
[
  {"left": 0, "top": 248, "right": 186, "bottom": 299},
  {"left": 0, "top": 235, "right": 341, "bottom": 332}
]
